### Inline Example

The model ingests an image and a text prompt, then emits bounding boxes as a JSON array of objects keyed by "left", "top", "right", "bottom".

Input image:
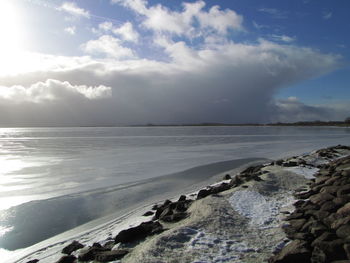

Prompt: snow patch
[
  {"left": 185, "top": 228, "right": 257, "bottom": 263},
  {"left": 283, "top": 166, "right": 319, "bottom": 179},
  {"left": 228, "top": 190, "right": 281, "bottom": 227}
]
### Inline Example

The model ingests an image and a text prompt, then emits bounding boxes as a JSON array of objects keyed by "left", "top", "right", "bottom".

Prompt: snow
[
  {"left": 228, "top": 190, "right": 281, "bottom": 227},
  {"left": 185, "top": 228, "right": 257, "bottom": 263},
  {"left": 283, "top": 166, "right": 319, "bottom": 179}
]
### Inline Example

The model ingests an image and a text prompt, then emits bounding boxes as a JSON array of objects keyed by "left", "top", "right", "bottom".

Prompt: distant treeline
[{"left": 138, "top": 120, "right": 350, "bottom": 127}]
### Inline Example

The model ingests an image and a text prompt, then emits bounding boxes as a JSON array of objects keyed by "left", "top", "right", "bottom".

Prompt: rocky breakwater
[{"left": 270, "top": 147, "right": 350, "bottom": 263}]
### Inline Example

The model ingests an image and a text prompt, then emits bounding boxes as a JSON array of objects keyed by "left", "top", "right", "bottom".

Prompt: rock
[
  {"left": 143, "top": 211, "right": 154, "bottom": 216},
  {"left": 295, "top": 190, "right": 315, "bottom": 199},
  {"left": 161, "top": 212, "right": 188, "bottom": 222},
  {"left": 337, "top": 185, "right": 350, "bottom": 196},
  {"left": 314, "top": 239, "right": 347, "bottom": 262},
  {"left": 223, "top": 174, "right": 232, "bottom": 180},
  {"left": 343, "top": 244, "right": 350, "bottom": 259},
  {"left": 311, "top": 246, "right": 327, "bottom": 263},
  {"left": 211, "top": 183, "right": 230, "bottom": 194},
  {"left": 320, "top": 201, "right": 339, "bottom": 213},
  {"left": 320, "top": 186, "right": 340, "bottom": 195},
  {"left": 336, "top": 225, "right": 350, "bottom": 240},
  {"left": 114, "top": 221, "right": 163, "bottom": 244},
  {"left": 311, "top": 232, "right": 337, "bottom": 247},
  {"left": 241, "top": 164, "right": 264, "bottom": 174},
  {"left": 95, "top": 250, "right": 129, "bottom": 262},
  {"left": 92, "top": 242, "right": 102, "bottom": 248},
  {"left": 309, "top": 193, "right": 334, "bottom": 205},
  {"left": 78, "top": 247, "right": 109, "bottom": 262},
  {"left": 334, "top": 196, "right": 350, "bottom": 206},
  {"left": 286, "top": 213, "right": 304, "bottom": 221},
  {"left": 275, "top": 159, "right": 284, "bottom": 166},
  {"left": 197, "top": 188, "right": 212, "bottom": 199},
  {"left": 26, "top": 260, "right": 39, "bottom": 263},
  {"left": 283, "top": 161, "right": 298, "bottom": 167},
  {"left": 178, "top": 195, "right": 187, "bottom": 202},
  {"left": 269, "top": 240, "right": 311, "bottom": 263},
  {"left": 337, "top": 203, "right": 350, "bottom": 217},
  {"left": 288, "top": 219, "right": 307, "bottom": 231},
  {"left": 62, "top": 241, "right": 84, "bottom": 255},
  {"left": 56, "top": 255, "right": 76, "bottom": 263},
  {"left": 229, "top": 176, "right": 243, "bottom": 187},
  {"left": 331, "top": 216, "right": 350, "bottom": 229}
]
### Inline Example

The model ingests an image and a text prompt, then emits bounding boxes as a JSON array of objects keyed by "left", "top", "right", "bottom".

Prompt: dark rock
[
  {"left": 314, "top": 239, "right": 347, "bottom": 261},
  {"left": 311, "top": 246, "right": 327, "bottom": 263},
  {"left": 343, "top": 244, "right": 350, "bottom": 259},
  {"left": 295, "top": 190, "right": 315, "bottom": 200},
  {"left": 283, "top": 161, "right": 298, "bottom": 167},
  {"left": 95, "top": 250, "right": 129, "bottom": 262},
  {"left": 161, "top": 212, "right": 188, "bottom": 222},
  {"left": 56, "top": 255, "right": 76, "bottom": 263},
  {"left": 143, "top": 211, "right": 154, "bottom": 216},
  {"left": 336, "top": 225, "right": 350, "bottom": 240},
  {"left": 337, "top": 185, "right": 350, "bottom": 197},
  {"left": 26, "top": 260, "right": 39, "bottom": 263},
  {"left": 211, "top": 183, "right": 230, "bottom": 194},
  {"left": 320, "top": 185, "right": 340, "bottom": 195},
  {"left": 229, "top": 176, "right": 243, "bottom": 187},
  {"left": 309, "top": 223, "right": 327, "bottom": 237},
  {"left": 197, "top": 188, "right": 212, "bottom": 199},
  {"left": 114, "top": 221, "right": 163, "bottom": 244},
  {"left": 331, "top": 216, "right": 350, "bottom": 230},
  {"left": 286, "top": 213, "right": 304, "bottom": 221},
  {"left": 320, "top": 201, "right": 339, "bottom": 213},
  {"left": 333, "top": 196, "right": 350, "bottom": 206},
  {"left": 223, "top": 174, "right": 232, "bottom": 180},
  {"left": 311, "top": 232, "right": 338, "bottom": 247},
  {"left": 309, "top": 193, "right": 334, "bottom": 205},
  {"left": 92, "top": 242, "right": 102, "bottom": 248},
  {"left": 62, "top": 241, "right": 84, "bottom": 255},
  {"left": 269, "top": 240, "right": 311, "bottom": 263},
  {"left": 241, "top": 164, "right": 264, "bottom": 174},
  {"left": 78, "top": 247, "right": 109, "bottom": 262},
  {"left": 337, "top": 203, "right": 350, "bottom": 217},
  {"left": 178, "top": 195, "right": 187, "bottom": 202},
  {"left": 275, "top": 159, "right": 284, "bottom": 166},
  {"left": 159, "top": 207, "right": 173, "bottom": 219}
]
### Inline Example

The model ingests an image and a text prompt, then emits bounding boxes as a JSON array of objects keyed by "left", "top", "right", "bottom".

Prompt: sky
[{"left": 0, "top": 0, "right": 349, "bottom": 126}]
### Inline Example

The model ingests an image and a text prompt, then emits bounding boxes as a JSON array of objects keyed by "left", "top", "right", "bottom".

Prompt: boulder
[
  {"left": 56, "top": 255, "right": 76, "bottom": 263},
  {"left": 143, "top": 211, "right": 154, "bottom": 216},
  {"left": 336, "top": 225, "right": 350, "bottom": 240},
  {"left": 309, "top": 193, "right": 334, "bottom": 205},
  {"left": 337, "top": 203, "right": 350, "bottom": 217},
  {"left": 197, "top": 189, "right": 212, "bottom": 199},
  {"left": 320, "top": 201, "right": 339, "bottom": 213},
  {"left": 62, "top": 241, "right": 84, "bottom": 255},
  {"left": 314, "top": 239, "right": 347, "bottom": 262},
  {"left": 269, "top": 240, "right": 311, "bottom": 263},
  {"left": 311, "top": 246, "right": 327, "bottom": 263},
  {"left": 78, "top": 247, "right": 109, "bottom": 262},
  {"left": 337, "top": 185, "right": 350, "bottom": 196},
  {"left": 94, "top": 250, "right": 129, "bottom": 262},
  {"left": 114, "top": 221, "right": 163, "bottom": 244},
  {"left": 178, "top": 195, "right": 187, "bottom": 202},
  {"left": 343, "top": 244, "right": 350, "bottom": 259},
  {"left": 223, "top": 174, "right": 232, "bottom": 180},
  {"left": 26, "top": 260, "right": 39, "bottom": 263}
]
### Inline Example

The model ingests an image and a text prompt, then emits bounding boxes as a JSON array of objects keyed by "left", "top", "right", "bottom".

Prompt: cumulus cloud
[
  {"left": 112, "top": 0, "right": 243, "bottom": 36},
  {"left": 0, "top": 79, "right": 112, "bottom": 103},
  {"left": 58, "top": 2, "right": 90, "bottom": 18},
  {"left": 81, "top": 35, "right": 136, "bottom": 59},
  {"left": 95, "top": 21, "right": 139, "bottom": 43},
  {"left": 64, "top": 26, "right": 76, "bottom": 35}
]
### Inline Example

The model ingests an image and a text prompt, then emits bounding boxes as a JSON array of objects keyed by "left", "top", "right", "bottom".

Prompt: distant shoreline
[{"left": 0, "top": 122, "right": 349, "bottom": 128}]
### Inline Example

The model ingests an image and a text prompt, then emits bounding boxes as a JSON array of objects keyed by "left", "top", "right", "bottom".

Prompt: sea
[{"left": 0, "top": 126, "right": 349, "bottom": 260}]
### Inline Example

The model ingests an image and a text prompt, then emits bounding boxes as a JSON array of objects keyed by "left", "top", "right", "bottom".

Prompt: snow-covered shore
[{"left": 14, "top": 146, "right": 350, "bottom": 263}]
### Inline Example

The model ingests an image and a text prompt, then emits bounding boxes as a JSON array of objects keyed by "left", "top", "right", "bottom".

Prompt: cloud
[
  {"left": 0, "top": 79, "right": 112, "bottom": 103},
  {"left": 258, "top": 8, "right": 288, "bottom": 19},
  {"left": 323, "top": 12, "right": 332, "bottom": 20},
  {"left": 0, "top": 39, "right": 342, "bottom": 125},
  {"left": 112, "top": 0, "right": 243, "bottom": 36},
  {"left": 58, "top": 2, "right": 90, "bottom": 18},
  {"left": 95, "top": 21, "right": 139, "bottom": 43},
  {"left": 64, "top": 26, "right": 76, "bottom": 35},
  {"left": 272, "top": 97, "right": 349, "bottom": 122},
  {"left": 271, "top": 34, "right": 296, "bottom": 43},
  {"left": 112, "top": 22, "right": 139, "bottom": 43},
  {"left": 81, "top": 35, "right": 136, "bottom": 59}
]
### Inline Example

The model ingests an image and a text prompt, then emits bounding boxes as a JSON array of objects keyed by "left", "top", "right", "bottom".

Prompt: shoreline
[
  {"left": 8, "top": 158, "right": 266, "bottom": 263},
  {"left": 13, "top": 145, "right": 349, "bottom": 263}
]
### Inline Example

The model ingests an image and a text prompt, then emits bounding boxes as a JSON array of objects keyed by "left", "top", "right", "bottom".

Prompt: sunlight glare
[{"left": 0, "top": 0, "right": 26, "bottom": 75}]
